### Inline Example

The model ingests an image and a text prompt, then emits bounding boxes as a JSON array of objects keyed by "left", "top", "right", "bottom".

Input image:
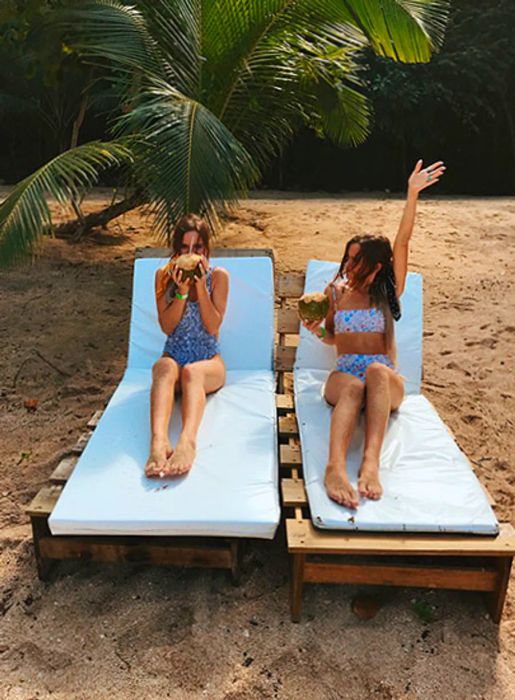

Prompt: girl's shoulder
[
  {"left": 325, "top": 280, "right": 344, "bottom": 303},
  {"left": 211, "top": 266, "right": 229, "bottom": 281}
]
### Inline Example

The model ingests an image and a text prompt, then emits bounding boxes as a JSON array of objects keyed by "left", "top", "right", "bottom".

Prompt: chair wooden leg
[
  {"left": 485, "top": 556, "right": 513, "bottom": 623},
  {"left": 290, "top": 553, "right": 305, "bottom": 622},
  {"left": 230, "top": 540, "right": 242, "bottom": 586},
  {"left": 31, "top": 517, "right": 54, "bottom": 581}
]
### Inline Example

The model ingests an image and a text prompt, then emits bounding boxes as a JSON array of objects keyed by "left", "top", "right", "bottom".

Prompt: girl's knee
[
  {"left": 365, "top": 362, "right": 389, "bottom": 383},
  {"left": 181, "top": 363, "right": 202, "bottom": 384},
  {"left": 326, "top": 375, "right": 364, "bottom": 405},
  {"left": 152, "top": 357, "right": 178, "bottom": 380}
]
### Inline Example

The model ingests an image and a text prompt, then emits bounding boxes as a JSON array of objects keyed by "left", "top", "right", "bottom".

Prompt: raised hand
[{"left": 408, "top": 159, "right": 446, "bottom": 194}]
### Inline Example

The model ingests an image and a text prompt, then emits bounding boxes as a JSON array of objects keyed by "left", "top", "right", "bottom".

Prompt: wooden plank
[
  {"left": 278, "top": 273, "right": 305, "bottom": 298},
  {"left": 50, "top": 455, "right": 78, "bottom": 484},
  {"left": 278, "top": 308, "right": 300, "bottom": 334},
  {"left": 286, "top": 519, "right": 515, "bottom": 557},
  {"left": 290, "top": 553, "right": 305, "bottom": 623},
  {"left": 87, "top": 410, "right": 103, "bottom": 429},
  {"left": 275, "top": 346, "right": 296, "bottom": 372},
  {"left": 136, "top": 247, "right": 273, "bottom": 259},
  {"left": 31, "top": 517, "right": 54, "bottom": 581},
  {"left": 26, "top": 485, "right": 62, "bottom": 517},
  {"left": 276, "top": 394, "right": 294, "bottom": 411},
  {"left": 279, "top": 415, "right": 299, "bottom": 437},
  {"left": 282, "top": 478, "right": 308, "bottom": 507},
  {"left": 485, "top": 557, "right": 513, "bottom": 623},
  {"left": 72, "top": 432, "right": 92, "bottom": 454},
  {"left": 276, "top": 394, "right": 294, "bottom": 413},
  {"left": 38, "top": 537, "right": 233, "bottom": 569},
  {"left": 303, "top": 561, "right": 497, "bottom": 591},
  {"left": 280, "top": 444, "right": 302, "bottom": 467}
]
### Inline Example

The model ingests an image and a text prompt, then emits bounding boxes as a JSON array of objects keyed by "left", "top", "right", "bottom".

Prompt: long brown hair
[
  {"left": 164, "top": 214, "right": 212, "bottom": 302},
  {"left": 334, "top": 234, "right": 401, "bottom": 360},
  {"left": 169, "top": 213, "right": 212, "bottom": 256}
]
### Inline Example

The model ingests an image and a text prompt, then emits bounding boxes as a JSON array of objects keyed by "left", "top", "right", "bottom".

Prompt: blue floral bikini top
[{"left": 331, "top": 284, "right": 386, "bottom": 334}]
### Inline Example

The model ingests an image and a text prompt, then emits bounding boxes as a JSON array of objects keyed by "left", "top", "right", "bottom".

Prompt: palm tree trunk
[{"left": 55, "top": 192, "right": 145, "bottom": 238}]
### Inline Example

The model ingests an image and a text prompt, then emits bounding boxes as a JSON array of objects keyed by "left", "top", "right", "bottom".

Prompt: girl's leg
[
  {"left": 323, "top": 371, "right": 365, "bottom": 508},
  {"left": 358, "top": 363, "right": 404, "bottom": 499},
  {"left": 145, "top": 356, "right": 181, "bottom": 477},
  {"left": 168, "top": 354, "right": 226, "bottom": 475}
]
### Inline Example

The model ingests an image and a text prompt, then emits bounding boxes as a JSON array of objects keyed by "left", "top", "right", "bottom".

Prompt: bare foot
[
  {"left": 167, "top": 436, "right": 196, "bottom": 475},
  {"left": 324, "top": 462, "right": 359, "bottom": 509},
  {"left": 145, "top": 440, "right": 174, "bottom": 478},
  {"left": 358, "top": 456, "right": 383, "bottom": 500}
]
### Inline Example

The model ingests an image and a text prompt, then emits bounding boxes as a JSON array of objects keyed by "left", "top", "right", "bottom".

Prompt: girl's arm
[
  {"left": 195, "top": 263, "right": 229, "bottom": 335},
  {"left": 393, "top": 159, "right": 446, "bottom": 297},
  {"left": 155, "top": 266, "right": 191, "bottom": 335}
]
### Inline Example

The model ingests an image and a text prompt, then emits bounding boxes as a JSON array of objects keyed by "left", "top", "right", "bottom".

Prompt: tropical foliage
[
  {"left": 0, "top": 0, "right": 450, "bottom": 266},
  {"left": 265, "top": 0, "right": 515, "bottom": 193}
]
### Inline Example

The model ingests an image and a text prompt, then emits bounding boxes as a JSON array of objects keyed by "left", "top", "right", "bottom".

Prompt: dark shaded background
[{"left": 1, "top": 0, "right": 514, "bottom": 194}]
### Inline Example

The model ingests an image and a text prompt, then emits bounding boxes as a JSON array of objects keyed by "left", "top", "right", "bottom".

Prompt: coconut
[
  {"left": 298, "top": 292, "right": 329, "bottom": 321},
  {"left": 175, "top": 253, "right": 203, "bottom": 281}
]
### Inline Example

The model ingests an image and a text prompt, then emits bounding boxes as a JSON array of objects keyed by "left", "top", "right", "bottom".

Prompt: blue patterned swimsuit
[
  {"left": 332, "top": 286, "right": 395, "bottom": 382},
  {"left": 163, "top": 268, "right": 220, "bottom": 366}
]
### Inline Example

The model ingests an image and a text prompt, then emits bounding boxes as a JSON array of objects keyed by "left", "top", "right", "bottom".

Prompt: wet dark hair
[
  {"left": 169, "top": 213, "right": 211, "bottom": 255},
  {"left": 336, "top": 234, "right": 401, "bottom": 321}
]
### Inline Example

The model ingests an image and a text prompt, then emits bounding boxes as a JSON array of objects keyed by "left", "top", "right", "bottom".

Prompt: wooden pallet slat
[
  {"left": 26, "top": 485, "right": 63, "bottom": 518},
  {"left": 72, "top": 432, "right": 92, "bottom": 454},
  {"left": 277, "top": 308, "right": 300, "bottom": 334},
  {"left": 286, "top": 519, "right": 515, "bottom": 557},
  {"left": 281, "top": 478, "right": 308, "bottom": 507},
  {"left": 278, "top": 273, "right": 305, "bottom": 298},
  {"left": 278, "top": 415, "right": 299, "bottom": 437},
  {"left": 303, "top": 560, "right": 498, "bottom": 591},
  {"left": 280, "top": 444, "right": 302, "bottom": 466},
  {"left": 87, "top": 410, "right": 103, "bottom": 429},
  {"left": 275, "top": 346, "right": 297, "bottom": 372},
  {"left": 50, "top": 456, "right": 79, "bottom": 484},
  {"left": 276, "top": 394, "right": 294, "bottom": 411},
  {"left": 38, "top": 537, "right": 233, "bottom": 569}
]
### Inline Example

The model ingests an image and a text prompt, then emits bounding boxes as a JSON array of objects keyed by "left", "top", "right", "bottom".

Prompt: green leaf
[
  {"left": 0, "top": 141, "right": 133, "bottom": 267},
  {"left": 116, "top": 81, "right": 258, "bottom": 238}
]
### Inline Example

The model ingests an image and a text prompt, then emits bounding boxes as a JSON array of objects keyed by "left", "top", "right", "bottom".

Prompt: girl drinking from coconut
[
  {"left": 300, "top": 159, "right": 445, "bottom": 508},
  {"left": 145, "top": 214, "right": 229, "bottom": 478}
]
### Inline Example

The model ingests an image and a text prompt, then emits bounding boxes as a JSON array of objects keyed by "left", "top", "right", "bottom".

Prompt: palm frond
[
  {"left": 49, "top": 0, "right": 166, "bottom": 81},
  {"left": 116, "top": 81, "right": 258, "bottom": 238},
  {"left": 340, "top": 0, "right": 450, "bottom": 62},
  {"left": 0, "top": 141, "right": 133, "bottom": 267},
  {"left": 137, "top": 0, "right": 202, "bottom": 96}
]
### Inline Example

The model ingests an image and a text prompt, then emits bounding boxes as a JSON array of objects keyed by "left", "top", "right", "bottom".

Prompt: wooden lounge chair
[
  {"left": 26, "top": 248, "right": 280, "bottom": 582},
  {"left": 276, "top": 268, "right": 515, "bottom": 623}
]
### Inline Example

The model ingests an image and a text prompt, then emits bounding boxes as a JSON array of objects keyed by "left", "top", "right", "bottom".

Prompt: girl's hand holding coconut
[
  {"left": 298, "top": 292, "right": 334, "bottom": 344},
  {"left": 170, "top": 260, "right": 191, "bottom": 296},
  {"left": 192, "top": 255, "right": 210, "bottom": 290}
]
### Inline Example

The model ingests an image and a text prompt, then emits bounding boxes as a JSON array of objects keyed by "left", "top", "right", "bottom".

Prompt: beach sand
[{"left": 0, "top": 191, "right": 514, "bottom": 699}]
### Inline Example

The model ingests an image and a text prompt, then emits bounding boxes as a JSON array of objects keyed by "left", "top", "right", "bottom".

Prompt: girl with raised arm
[
  {"left": 301, "top": 160, "right": 445, "bottom": 508},
  {"left": 145, "top": 214, "right": 229, "bottom": 478}
]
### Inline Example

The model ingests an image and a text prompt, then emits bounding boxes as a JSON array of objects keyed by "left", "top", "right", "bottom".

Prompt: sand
[{"left": 0, "top": 191, "right": 514, "bottom": 699}]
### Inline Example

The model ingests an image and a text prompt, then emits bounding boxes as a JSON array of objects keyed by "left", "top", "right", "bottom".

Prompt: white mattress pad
[
  {"left": 294, "top": 260, "right": 498, "bottom": 535},
  {"left": 49, "top": 369, "right": 280, "bottom": 538},
  {"left": 49, "top": 255, "right": 280, "bottom": 539}
]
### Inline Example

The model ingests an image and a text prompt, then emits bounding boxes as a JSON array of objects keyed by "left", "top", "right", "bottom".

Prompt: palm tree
[{"left": 0, "top": 0, "right": 449, "bottom": 266}]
